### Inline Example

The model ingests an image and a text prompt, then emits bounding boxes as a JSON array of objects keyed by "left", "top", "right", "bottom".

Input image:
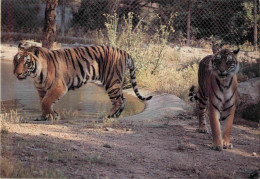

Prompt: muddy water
[{"left": 0, "top": 61, "right": 145, "bottom": 119}]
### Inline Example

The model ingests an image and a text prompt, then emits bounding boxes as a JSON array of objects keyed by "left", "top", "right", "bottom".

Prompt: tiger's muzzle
[
  {"left": 218, "top": 73, "right": 229, "bottom": 78},
  {"left": 16, "top": 73, "right": 28, "bottom": 80}
]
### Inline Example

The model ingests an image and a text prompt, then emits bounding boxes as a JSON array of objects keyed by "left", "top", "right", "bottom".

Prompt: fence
[{"left": 1, "top": 0, "right": 259, "bottom": 50}]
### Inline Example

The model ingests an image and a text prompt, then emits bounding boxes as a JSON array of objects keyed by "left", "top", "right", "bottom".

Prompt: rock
[
  {"left": 249, "top": 170, "right": 260, "bottom": 178},
  {"left": 238, "top": 78, "right": 260, "bottom": 105},
  {"left": 105, "top": 127, "right": 115, "bottom": 132},
  {"left": 103, "top": 144, "right": 112, "bottom": 148},
  {"left": 238, "top": 78, "right": 260, "bottom": 122},
  {"left": 252, "top": 152, "right": 257, "bottom": 156}
]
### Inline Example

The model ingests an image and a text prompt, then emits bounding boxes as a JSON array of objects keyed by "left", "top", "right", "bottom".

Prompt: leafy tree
[{"left": 72, "top": 0, "right": 110, "bottom": 31}]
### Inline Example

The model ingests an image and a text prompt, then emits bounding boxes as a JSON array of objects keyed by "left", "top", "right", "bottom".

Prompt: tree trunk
[
  {"left": 253, "top": 0, "right": 258, "bottom": 51},
  {"left": 61, "top": 0, "right": 65, "bottom": 37},
  {"left": 42, "top": 0, "right": 58, "bottom": 49},
  {"left": 187, "top": 0, "right": 191, "bottom": 46}
]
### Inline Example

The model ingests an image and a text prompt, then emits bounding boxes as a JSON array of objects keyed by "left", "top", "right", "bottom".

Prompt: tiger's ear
[
  {"left": 34, "top": 48, "right": 39, "bottom": 57},
  {"left": 18, "top": 43, "right": 25, "bottom": 53},
  {"left": 233, "top": 48, "right": 240, "bottom": 55}
]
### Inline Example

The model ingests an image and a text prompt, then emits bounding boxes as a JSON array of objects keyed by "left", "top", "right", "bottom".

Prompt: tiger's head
[
  {"left": 210, "top": 49, "right": 239, "bottom": 79},
  {"left": 13, "top": 43, "right": 41, "bottom": 80}
]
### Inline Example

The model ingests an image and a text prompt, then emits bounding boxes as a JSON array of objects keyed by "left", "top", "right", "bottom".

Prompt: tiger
[
  {"left": 13, "top": 43, "right": 152, "bottom": 120},
  {"left": 189, "top": 48, "right": 239, "bottom": 151}
]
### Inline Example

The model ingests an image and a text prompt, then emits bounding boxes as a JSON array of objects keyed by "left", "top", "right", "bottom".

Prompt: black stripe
[
  {"left": 39, "top": 72, "right": 43, "bottom": 84},
  {"left": 199, "top": 89, "right": 207, "bottom": 101},
  {"left": 47, "top": 81, "right": 54, "bottom": 90},
  {"left": 63, "top": 50, "right": 70, "bottom": 68},
  {"left": 43, "top": 74, "right": 48, "bottom": 89},
  {"left": 104, "top": 60, "right": 112, "bottom": 84},
  {"left": 198, "top": 97, "right": 206, "bottom": 106},
  {"left": 199, "top": 107, "right": 205, "bottom": 110},
  {"left": 76, "top": 75, "right": 82, "bottom": 88},
  {"left": 80, "top": 49, "right": 90, "bottom": 73},
  {"left": 211, "top": 83, "right": 222, "bottom": 102},
  {"left": 105, "top": 70, "right": 115, "bottom": 90},
  {"left": 74, "top": 48, "right": 81, "bottom": 58},
  {"left": 52, "top": 51, "right": 59, "bottom": 63},
  {"left": 47, "top": 52, "right": 57, "bottom": 78},
  {"left": 32, "top": 61, "right": 37, "bottom": 74},
  {"left": 225, "top": 89, "right": 237, "bottom": 103},
  {"left": 225, "top": 77, "right": 233, "bottom": 89},
  {"left": 212, "top": 103, "right": 220, "bottom": 113},
  {"left": 77, "top": 59, "right": 85, "bottom": 79},
  {"left": 223, "top": 103, "right": 234, "bottom": 111},
  {"left": 107, "top": 79, "right": 120, "bottom": 91},
  {"left": 215, "top": 77, "right": 223, "bottom": 92},
  {"left": 109, "top": 94, "right": 120, "bottom": 100},
  {"left": 97, "top": 46, "right": 105, "bottom": 82},
  {"left": 108, "top": 88, "right": 120, "bottom": 95},
  {"left": 200, "top": 87, "right": 207, "bottom": 99},
  {"left": 84, "top": 47, "right": 94, "bottom": 59},
  {"left": 89, "top": 47, "right": 101, "bottom": 79},
  {"left": 68, "top": 49, "right": 76, "bottom": 70},
  {"left": 221, "top": 114, "right": 230, "bottom": 121},
  {"left": 69, "top": 78, "right": 74, "bottom": 90},
  {"left": 132, "top": 82, "right": 137, "bottom": 88},
  {"left": 91, "top": 65, "right": 96, "bottom": 80}
]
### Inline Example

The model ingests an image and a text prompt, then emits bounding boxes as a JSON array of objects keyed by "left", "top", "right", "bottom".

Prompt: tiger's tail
[
  {"left": 127, "top": 58, "right": 152, "bottom": 101},
  {"left": 189, "top": 85, "right": 198, "bottom": 102}
]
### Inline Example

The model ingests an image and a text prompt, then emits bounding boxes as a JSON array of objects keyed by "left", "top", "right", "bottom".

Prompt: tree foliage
[{"left": 1, "top": 0, "right": 43, "bottom": 33}]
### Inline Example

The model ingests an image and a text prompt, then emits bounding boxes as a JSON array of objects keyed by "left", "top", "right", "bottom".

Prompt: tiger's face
[
  {"left": 13, "top": 52, "right": 36, "bottom": 80},
  {"left": 210, "top": 49, "right": 239, "bottom": 79}
]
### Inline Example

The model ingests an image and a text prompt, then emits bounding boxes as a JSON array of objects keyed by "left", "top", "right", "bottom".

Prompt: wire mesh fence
[{"left": 1, "top": 0, "right": 259, "bottom": 50}]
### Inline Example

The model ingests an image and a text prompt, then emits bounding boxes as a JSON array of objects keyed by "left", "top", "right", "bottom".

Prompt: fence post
[
  {"left": 253, "top": 0, "right": 258, "bottom": 51},
  {"left": 42, "top": 0, "right": 58, "bottom": 49},
  {"left": 187, "top": 0, "right": 191, "bottom": 46}
]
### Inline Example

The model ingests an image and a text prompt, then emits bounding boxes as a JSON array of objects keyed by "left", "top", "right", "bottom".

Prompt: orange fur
[
  {"left": 13, "top": 44, "right": 152, "bottom": 120},
  {"left": 189, "top": 49, "right": 239, "bottom": 151}
]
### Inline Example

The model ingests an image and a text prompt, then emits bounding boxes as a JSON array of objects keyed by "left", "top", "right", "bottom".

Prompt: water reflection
[{"left": 1, "top": 60, "right": 145, "bottom": 119}]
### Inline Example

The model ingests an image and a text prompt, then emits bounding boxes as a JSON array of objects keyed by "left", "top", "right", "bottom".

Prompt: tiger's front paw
[
  {"left": 211, "top": 145, "right": 223, "bottom": 151},
  {"left": 197, "top": 127, "right": 208, "bottom": 134},
  {"left": 223, "top": 142, "right": 233, "bottom": 149},
  {"left": 34, "top": 116, "right": 47, "bottom": 121},
  {"left": 35, "top": 112, "right": 60, "bottom": 121}
]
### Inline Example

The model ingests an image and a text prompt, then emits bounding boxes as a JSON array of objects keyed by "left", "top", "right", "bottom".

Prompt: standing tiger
[
  {"left": 189, "top": 48, "right": 239, "bottom": 151},
  {"left": 13, "top": 43, "right": 152, "bottom": 120}
]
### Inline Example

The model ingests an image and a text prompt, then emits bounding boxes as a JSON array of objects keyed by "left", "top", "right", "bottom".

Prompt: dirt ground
[
  {"left": 1, "top": 43, "right": 259, "bottom": 178},
  {"left": 1, "top": 112, "right": 259, "bottom": 178}
]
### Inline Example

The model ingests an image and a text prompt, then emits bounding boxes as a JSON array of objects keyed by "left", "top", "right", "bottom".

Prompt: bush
[{"left": 102, "top": 12, "right": 198, "bottom": 100}]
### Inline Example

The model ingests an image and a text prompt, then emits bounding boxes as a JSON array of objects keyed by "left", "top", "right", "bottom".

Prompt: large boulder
[
  {"left": 237, "top": 78, "right": 260, "bottom": 122},
  {"left": 238, "top": 78, "right": 259, "bottom": 105}
]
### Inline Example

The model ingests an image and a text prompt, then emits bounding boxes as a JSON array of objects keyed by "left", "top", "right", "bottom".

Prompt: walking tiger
[
  {"left": 13, "top": 43, "right": 152, "bottom": 120},
  {"left": 189, "top": 48, "right": 239, "bottom": 151}
]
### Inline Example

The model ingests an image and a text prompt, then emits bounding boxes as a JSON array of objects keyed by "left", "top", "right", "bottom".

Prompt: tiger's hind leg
[
  {"left": 109, "top": 95, "right": 126, "bottom": 118},
  {"left": 197, "top": 93, "right": 209, "bottom": 133},
  {"left": 106, "top": 83, "right": 126, "bottom": 118}
]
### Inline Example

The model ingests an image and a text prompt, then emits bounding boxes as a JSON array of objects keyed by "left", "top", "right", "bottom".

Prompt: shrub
[{"left": 102, "top": 12, "right": 198, "bottom": 100}]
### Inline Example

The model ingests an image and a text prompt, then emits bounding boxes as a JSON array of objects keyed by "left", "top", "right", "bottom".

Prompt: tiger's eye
[{"left": 226, "top": 61, "right": 232, "bottom": 65}]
